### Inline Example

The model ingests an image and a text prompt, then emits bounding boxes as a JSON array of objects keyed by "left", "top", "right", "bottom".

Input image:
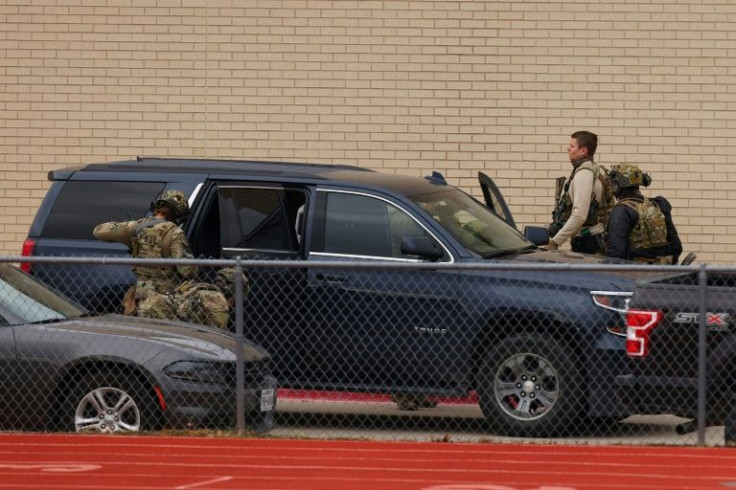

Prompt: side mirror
[
  {"left": 401, "top": 236, "right": 444, "bottom": 261},
  {"left": 523, "top": 226, "right": 550, "bottom": 246}
]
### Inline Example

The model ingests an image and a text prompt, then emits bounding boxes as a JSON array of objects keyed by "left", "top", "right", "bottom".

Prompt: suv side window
[
  {"left": 216, "top": 186, "right": 306, "bottom": 254},
  {"left": 41, "top": 181, "right": 165, "bottom": 240},
  {"left": 321, "top": 191, "right": 430, "bottom": 259}
]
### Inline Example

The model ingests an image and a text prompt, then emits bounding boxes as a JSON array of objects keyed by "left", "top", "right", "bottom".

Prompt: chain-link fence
[{"left": 3, "top": 255, "right": 734, "bottom": 446}]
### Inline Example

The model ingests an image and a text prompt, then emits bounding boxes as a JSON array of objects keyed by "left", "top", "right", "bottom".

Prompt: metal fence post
[
  {"left": 235, "top": 257, "right": 246, "bottom": 436},
  {"left": 696, "top": 264, "right": 707, "bottom": 446}
]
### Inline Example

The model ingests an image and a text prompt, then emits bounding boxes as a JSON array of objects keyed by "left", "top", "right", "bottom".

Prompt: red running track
[{"left": 0, "top": 433, "right": 734, "bottom": 490}]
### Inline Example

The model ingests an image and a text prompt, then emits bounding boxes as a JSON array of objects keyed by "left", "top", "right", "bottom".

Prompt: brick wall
[{"left": 2, "top": 1, "right": 735, "bottom": 262}]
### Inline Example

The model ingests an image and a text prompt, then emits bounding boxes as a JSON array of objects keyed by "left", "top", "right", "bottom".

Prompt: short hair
[{"left": 571, "top": 131, "right": 598, "bottom": 157}]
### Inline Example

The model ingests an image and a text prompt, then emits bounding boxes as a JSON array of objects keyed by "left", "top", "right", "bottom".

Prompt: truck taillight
[
  {"left": 20, "top": 238, "right": 36, "bottom": 273},
  {"left": 626, "top": 309, "right": 664, "bottom": 358}
]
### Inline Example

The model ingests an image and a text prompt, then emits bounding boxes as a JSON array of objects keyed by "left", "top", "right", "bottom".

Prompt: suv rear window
[{"left": 41, "top": 181, "right": 166, "bottom": 240}]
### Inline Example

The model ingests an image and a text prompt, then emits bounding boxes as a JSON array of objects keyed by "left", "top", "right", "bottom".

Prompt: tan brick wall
[{"left": 2, "top": 1, "right": 736, "bottom": 263}]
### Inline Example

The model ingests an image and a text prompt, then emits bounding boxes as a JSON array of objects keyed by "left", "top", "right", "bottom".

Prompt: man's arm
[
  {"left": 606, "top": 206, "right": 635, "bottom": 259},
  {"left": 550, "top": 169, "right": 594, "bottom": 246},
  {"left": 168, "top": 227, "right": 198, "bottom": 278},
  {"left": 93, "top": 221, "right": 135, "bottom": 247}
]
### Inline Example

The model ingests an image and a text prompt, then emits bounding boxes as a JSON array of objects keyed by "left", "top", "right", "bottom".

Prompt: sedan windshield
[
  {"left": 0, "top": 264, "right": 86, "bottom": 324},
  {"left": 411, "top": 188, "right": 530, "bottom": 257}
]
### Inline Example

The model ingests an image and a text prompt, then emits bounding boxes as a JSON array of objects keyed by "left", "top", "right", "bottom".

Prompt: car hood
[
  {"left": 46, "top": 314, "right": 269, "bottom": 362},
  {"left": 459, "top": 248, "right": 656, "bottom": 293},
  {"left": 501, "top": 248, "right": 654, "bottom": 281}
]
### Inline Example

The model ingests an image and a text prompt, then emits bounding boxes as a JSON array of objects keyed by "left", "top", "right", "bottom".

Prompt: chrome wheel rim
[
  {"left": 74, "top": 386, "right": 141, "bottom": 433},
  {"left": 494, "top": 352, "right": 559, "bottom": 421}
]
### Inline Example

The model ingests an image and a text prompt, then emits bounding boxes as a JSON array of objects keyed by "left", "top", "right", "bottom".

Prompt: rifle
[{"left": 549, "top": 175, "right": 568, "bottom": 237}]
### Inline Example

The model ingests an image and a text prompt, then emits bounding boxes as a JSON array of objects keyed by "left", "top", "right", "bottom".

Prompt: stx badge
[{"left": 673, "top": 312, "right": 730, "bottom": 332}]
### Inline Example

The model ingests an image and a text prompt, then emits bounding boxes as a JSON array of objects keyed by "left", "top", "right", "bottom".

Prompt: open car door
[{"left": 478, "top": 171, "right": 516, "bottom": 230}]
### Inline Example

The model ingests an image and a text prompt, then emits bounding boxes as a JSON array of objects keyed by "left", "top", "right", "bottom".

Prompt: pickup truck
[{"left": 615, "top": 269, "right": 736, "bottom": 443}]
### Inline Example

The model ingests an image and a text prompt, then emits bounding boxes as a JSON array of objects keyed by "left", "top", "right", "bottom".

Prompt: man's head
[
  {"left": 608, "top": 163, "right": 652, "bottom": 198},
  {"left": 214, "top": 267, "right": 250, "bottom": 306},
  {"left": 568, "top": 131, "right": 598, "bottom": 163},
  {"left": 152, "top": 190, "right": 190, "bottom": 224}
]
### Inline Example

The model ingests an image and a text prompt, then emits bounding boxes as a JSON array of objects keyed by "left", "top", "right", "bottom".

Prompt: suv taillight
[
  {"left": 625, "top": 309, "right": 664, "bottom": 358},
  {"left": 20, "top": 238, "right": 36, "bottom": 273}
]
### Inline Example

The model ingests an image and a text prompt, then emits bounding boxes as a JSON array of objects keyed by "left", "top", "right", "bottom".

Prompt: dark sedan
[{"left": 0, "top": 263, "right": 276, "bottom": 433}]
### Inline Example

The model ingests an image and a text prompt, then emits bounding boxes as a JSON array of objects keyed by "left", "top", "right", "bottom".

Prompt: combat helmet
[
  {"left": 152, "top": 190, "right": 190, "bottom": 224},
  {"left": 608, "top": 163, "right": 652, "bottom": 191},
  {"left": 215, "top": 267, "right": 251, "bottom": 303}
]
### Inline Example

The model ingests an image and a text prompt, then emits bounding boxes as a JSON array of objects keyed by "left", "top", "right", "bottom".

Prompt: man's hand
[
  {"left": 548, "top": 222, "right": 563, "bottom": 238},
  {"left": 541, "top": 241, "right": 559, "bottom": 251}
]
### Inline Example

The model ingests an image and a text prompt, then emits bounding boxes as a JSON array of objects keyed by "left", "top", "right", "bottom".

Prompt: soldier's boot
[{"left": 392, "top": 393, "right": 438, "bottom": 411}]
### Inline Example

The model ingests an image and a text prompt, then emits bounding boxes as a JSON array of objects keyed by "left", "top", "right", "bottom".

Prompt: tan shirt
[{"left": 551, "top": 160, "right": 605, "bottom": 247}]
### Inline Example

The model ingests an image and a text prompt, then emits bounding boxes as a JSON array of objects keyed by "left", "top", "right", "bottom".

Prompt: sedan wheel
[
  {"left": 74, "top": 385, "right": 141, "bottom": 433},
  {"left": 64, "top": 371, "right": 159, "bottom": 434}
]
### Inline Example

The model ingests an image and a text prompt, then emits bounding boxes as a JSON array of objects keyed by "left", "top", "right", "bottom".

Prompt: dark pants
[{"left": 571, "top": 233, "right": 604, "bottom": 255}]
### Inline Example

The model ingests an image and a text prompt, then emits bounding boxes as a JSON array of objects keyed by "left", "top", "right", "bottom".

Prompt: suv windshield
[
  {"left": 411, "top": 188, "right": 530, "bottom": 257},
  {"left": 0, "top": 264, "right": 86, "bottom": 324}
]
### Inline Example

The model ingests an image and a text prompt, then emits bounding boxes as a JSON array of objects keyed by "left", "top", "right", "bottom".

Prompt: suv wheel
[
  {"left": 477, "top": 335, "right": 582, "bottom": 437},
  {"left": 63, "top": 371, "right": 160, "bottom": 433}
]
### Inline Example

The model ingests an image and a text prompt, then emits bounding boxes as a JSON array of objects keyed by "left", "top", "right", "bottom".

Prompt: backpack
[
  {"left": 581, "top": 164, "right": 616, "bottom": 228},
  {"left": 652, "top": 196, "right": 683, "bottom": 264},
  {"left": 618, "top": 196, "right": 683, "bottom": 265},
  {"left": 618, "top": 197, "right": 668, "bottom": 250}
]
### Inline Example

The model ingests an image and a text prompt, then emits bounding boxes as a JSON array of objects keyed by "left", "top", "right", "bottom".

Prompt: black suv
[{"left": 23, "top": 157, "right": 634, "bottom": 437}]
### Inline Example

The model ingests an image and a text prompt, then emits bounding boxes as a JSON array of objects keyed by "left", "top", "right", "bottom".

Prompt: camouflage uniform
[
  {"left": 214, "top": 267, "right": 250, "bottom": 305},
  {"left": 614, "top": 197, "right": 671, "bottom": 264},
  {"left": 93, "top": 190, "right": 199, "bottom": 321},
  {"left": 174, "top": 280, "right": 230, "bottom": 329},
  {"left": 606, "top": 164, "right": 674, "bottom": 264},
  {"left": 175, "top": 268, "right": 250, "bottom": 329},
  {"left": 94, "top": 191, "right": 247, "bottom": 329}
]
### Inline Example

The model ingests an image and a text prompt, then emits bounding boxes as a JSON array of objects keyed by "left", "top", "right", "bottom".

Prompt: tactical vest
[
  {"left": 617, "top": 197, "right": 671, "bottom": 264},
  {"left": 555, "top": 163, "right": 614, "bottom": 229},
  {"left": 131, "top": 218, "right": 180, "bottom": 291}
]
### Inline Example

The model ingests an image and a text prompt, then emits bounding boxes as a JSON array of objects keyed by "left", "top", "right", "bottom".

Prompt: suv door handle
[{"left": 315, "top": 273, "right": 349, "bottom": 285}]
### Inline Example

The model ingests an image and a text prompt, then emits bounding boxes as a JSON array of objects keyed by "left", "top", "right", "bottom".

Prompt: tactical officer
[
  {"left": 544, "top": 131, "right": 614, "bottom": 254},
  {"left": 93, "top": 190, "right": 200, "bottom": 320},
  {"left": 213, "top": 267, "right": 250, "bottom": 308},
  {"left": 606, "top": 164, "right": 681, "bottom": 264}
]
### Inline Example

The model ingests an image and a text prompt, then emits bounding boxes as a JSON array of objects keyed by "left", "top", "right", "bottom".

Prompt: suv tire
[{"left": 477, "top": 335, "right": 583, "bottom": 437}]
